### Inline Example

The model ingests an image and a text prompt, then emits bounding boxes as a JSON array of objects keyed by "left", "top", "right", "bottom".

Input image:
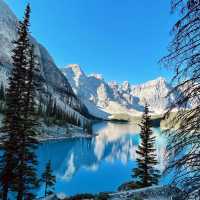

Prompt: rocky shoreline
[
  {"left": 37, "top": 132, "right": 94, "bottom": 143},
  {"left": 38, "top": 185, "right": 184, "bottom": 200}
]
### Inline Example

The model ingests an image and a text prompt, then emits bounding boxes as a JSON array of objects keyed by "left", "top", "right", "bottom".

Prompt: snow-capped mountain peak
[
  {"left": 61, "top": 64, "right": 174, "bottom": 119},
  {"left": 121, "top": 81, "right": 131, "bottom": 91},
  {"left": 89, "top": 73, "right": 103, "bottom": 80},
  {"left": 67, "top": 64, "right": 85, "bottom": 77},
  {"left": 134, "top": 77, "right": 166, "bottom": 88}
]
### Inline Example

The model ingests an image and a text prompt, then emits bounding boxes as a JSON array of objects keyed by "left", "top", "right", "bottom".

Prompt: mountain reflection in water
[{"left": 36, "top": 122, "right": 168, "bottom": 196}]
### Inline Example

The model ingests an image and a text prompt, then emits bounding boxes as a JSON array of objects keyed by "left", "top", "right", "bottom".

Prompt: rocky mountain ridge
[
  {"left": 62, "top": 64, "right": 175, "bottom": 119},
  {"left": 0, "top": 0, "right": 90, "bottom": 120}
]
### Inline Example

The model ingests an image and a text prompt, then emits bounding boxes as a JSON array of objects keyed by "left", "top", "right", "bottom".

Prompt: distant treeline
[{"left": 0, "top": 82, "right": 92, "bottom": 134}]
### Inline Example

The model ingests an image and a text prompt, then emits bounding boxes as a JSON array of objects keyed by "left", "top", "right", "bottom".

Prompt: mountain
[
  {"left": 0, "top": 0, "right": 89, "bottom": 120},
  {"left": 62, "top": 64, "right": 175, "bottom": 119}
]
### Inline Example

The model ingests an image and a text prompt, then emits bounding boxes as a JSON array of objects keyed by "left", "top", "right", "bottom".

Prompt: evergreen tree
[
  {"left": 87, "top": 121, "right": 93, "bottom": 135},
  {"left": 46, "top": 95, "right": 53, "bottom": 117},
  {"left": 37, "top": 94, "right": 43, "bottom": 116},
  {"left": 41, "top": 160, "right": 56, "bottom": 197},
  {"left": 132, "top": 104, "right": 160, "bottom": 188},
  {"left": 161, "top": 0, "right": 200, "bottom": 197},
  {"left": 0, "top": 82, "right": 5, "bottom": 112},
  {"left": 14, "top": 43, "right": 40, "bottom": 200},
  {"left": 0, "top": 82, "right": 5, "bottom": 101},
  {"left": 77, "top": 117, "right": 81, "bottom": 127},
  {"left": 0, "top": 4, "right": 40, "bottom": 200},
  {"left": 83, "top": 120, "right": 93, "bottom": 135},
  {"left": 0, "top": 5, "right": 31, "bottom": 200},
  {"left": 52, "top": 101, "right": 57, "bottom": 116}
]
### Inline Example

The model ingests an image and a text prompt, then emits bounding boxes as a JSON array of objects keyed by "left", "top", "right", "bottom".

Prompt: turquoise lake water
[{"left": 36, "top": 122, "right": 170, "bottom": 197}]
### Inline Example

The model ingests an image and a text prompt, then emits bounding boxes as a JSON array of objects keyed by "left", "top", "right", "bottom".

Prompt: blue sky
[{"left": 5, "top": 0, "right": 175, "bottom": 84}]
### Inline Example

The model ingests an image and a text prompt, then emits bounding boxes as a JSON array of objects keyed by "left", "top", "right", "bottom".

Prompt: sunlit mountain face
[{"left": 36, "top": 122, "right": 169, "bottom": 197}]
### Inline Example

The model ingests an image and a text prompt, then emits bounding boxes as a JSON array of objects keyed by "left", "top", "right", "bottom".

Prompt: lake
[{"left": 36, "top": 122, "right": 170, "bottom": 197}]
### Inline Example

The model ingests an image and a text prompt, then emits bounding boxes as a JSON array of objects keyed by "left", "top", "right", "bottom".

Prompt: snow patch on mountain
[
  {"left": 0, "top": 0, "right": 90, "bottom": 121},
  {"left": 62, "top": 64, "right": 111, "bottom": 119},
  {"left": 61, "top": 64, "right": 174, "bottom": 119}
]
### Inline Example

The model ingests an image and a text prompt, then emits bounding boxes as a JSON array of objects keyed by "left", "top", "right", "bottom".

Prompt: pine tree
[
  {"left": 13, "top": 43, "right": 40, "bottom": 200},
  {"left": 37, "top": 94, "right": 43, "bottom": 116},
  {"left": 0, "top": 82, "right": 5, "bottom": 112},
  {"left": 160, "top": 1, "right": 200, "bottom": 197},
  {"left": 77, "top": 117, "right": 81, "bottom": 127},
  {"left": 0, "top": 4, "right": 40, "bottom": 200},
  {"left": 41, "top": 160, "right": 56, "bottom": 197},
  {"left": 0, "top": 5, "right": 31, "bottom": 200},
  {"left": 87, "top": 121, "right": 93, "bottom": 135},
  {"left": 0, "top": 82, "right": 5, "bottom": 101},
  {"left": 132, "top": 104, "right": 160, "bottom": 188},
  {"left": 52, "top": 101, "right": 57, "bottom": 116},
  {"left": 46, "top": 95, "right": 53, "bottom": 117}
]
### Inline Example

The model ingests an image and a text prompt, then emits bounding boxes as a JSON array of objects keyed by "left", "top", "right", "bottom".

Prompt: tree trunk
[
  {"left": 17, "top": 190, "right": 23, "bottom": 200},
  {"left": 17, "top": 178, "right": 24, "bottom": 200},
  {"left": 2, "top": 183, "right": 8, "bottom": 200},
  {"left": 2, "top": 163, "right": 12, "bottom": 200},
  {"left": 44, "top": 182, "right": 47, "bottom": 197}
]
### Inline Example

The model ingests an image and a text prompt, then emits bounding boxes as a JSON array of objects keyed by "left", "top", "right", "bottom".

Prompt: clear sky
[{"left": 5, "top": 0, "right": 175, "bottom": 84}]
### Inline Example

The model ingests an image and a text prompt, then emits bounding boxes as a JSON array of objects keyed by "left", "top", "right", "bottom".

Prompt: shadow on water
[{"left": 36, "top": 122, "right": 169, "bottom": 196}]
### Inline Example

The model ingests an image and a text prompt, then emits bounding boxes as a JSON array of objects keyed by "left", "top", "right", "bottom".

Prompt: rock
[
  {"left": 108, "top": 185, "right": 185, "bottom": 200},
  {"left": 61, "top": 65, "right": 178, "bottom": 119},
  {"left": 37, "top": 194, "right": 59, "bottom": 200},
  {"left": 0, "top": 0, "right": 89, "bottom": 121}
]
